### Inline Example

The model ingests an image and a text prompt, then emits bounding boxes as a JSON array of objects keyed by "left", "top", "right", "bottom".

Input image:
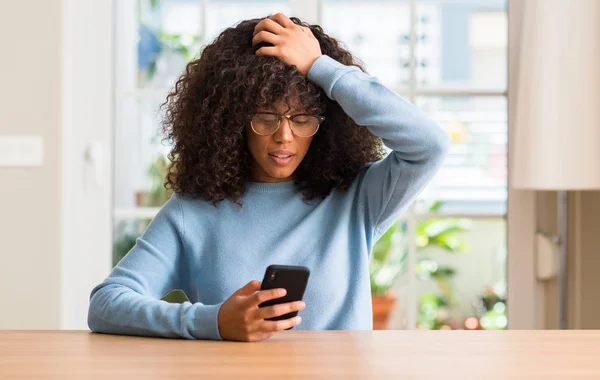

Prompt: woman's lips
[{"left": 269, "top": 153, "right": 294, "bottom": 165}]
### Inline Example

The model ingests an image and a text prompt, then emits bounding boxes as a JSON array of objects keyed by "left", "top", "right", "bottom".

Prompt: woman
[{"left": 88, "top": 14, "right": 449, "bottom": 342}]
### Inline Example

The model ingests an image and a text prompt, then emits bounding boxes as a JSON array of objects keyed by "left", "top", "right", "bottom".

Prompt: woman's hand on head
[
  {"left": 252, "top": 13, "right": 322, "bottom": 76},
  {"left": 217, "top": 280, "right": 305, "bottom": 342}
]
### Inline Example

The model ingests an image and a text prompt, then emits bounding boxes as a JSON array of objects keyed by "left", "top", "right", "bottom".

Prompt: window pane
[
  {"left": 416, "top": 0, "right": 507, "bottom": 89},
  {"left": 390, "top": 218, "right": 507, "bottom": 330},
  {"left": 114, "top": 1, "right": 290, "bottom": 262},
  {"left": 416, "top": 218, "right": 506, "bottom": 330},
  {"left": 205, "top": 1, "right": 290, "bottom": 44},
  {"left": 113, "top": 218, "right": 151, "bottom": 266},
  {"left": 137, "top": 0, "right": 203, "bottom": 88},
  {"left": 372, "top": 220, "right": 409, "bottom": 330},
  {"left": 415, "top": 96, "right": 507, "bottom": 215},
  {"left": 114, "top": 94, "right": 170, "bottom": 210},
  {"left": 321, "top": 0, "right": 410, "bottom": 91}
]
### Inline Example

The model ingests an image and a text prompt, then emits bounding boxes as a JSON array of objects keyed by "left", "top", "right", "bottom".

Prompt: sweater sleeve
[
  {"left": 307, "top": 55, "right": 451, "bottom": 241},
  {"left": 87, "top": 194, "right": 222, "bottom": 340}
]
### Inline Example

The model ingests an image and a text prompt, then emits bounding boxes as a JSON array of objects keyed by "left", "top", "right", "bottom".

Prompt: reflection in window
[
  {"left": 416, "top": 0, "right": 507, "bottom": 89},
  {"left": 322, "top": 0, "right": 410, "bottom": 91},
  {"left": 416, "top": 97, "right": 507, "bottom": 215},
  {"left": 113, "top": 0, "right": 509, "bottom": 331}
]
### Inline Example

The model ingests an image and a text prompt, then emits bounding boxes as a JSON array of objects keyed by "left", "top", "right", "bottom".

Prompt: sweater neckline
[{"left": 245, "top": 180, "right": 299, "bottom": 194}]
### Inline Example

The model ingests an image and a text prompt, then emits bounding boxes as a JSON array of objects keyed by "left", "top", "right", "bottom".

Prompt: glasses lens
[
  {"left": 251, "top": 113, "right": 279, "bottom": 135},
  {"left": 290, "top": 115, "right": 320, "bottom": 137}
]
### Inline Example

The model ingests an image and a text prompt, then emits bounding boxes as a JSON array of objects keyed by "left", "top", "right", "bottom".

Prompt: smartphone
[{"left": 259, "top": 265, "right": 310, "bottom": 324}]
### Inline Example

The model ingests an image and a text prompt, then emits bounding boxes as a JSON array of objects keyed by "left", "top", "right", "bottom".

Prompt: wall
[
  {"left": 507, "top": 0, "right": 540, "bottom": 329},
  {"left": 536, "top": 191, "right": 559, "bottom": 328},
  {"left": 0, "top": 1, "right": 62, "bottom": 328},
  {"left": 539, "top": 191, "right": 600, "bottom": 329},
  {"left": 575, "top": 192, "right": 600, "bottom": 328},
  {"left": 508, "top": 0, "right": 600, "bottom": 330},
  {"left": 60, "top": 0, "right": 113, "bottom": 329}
]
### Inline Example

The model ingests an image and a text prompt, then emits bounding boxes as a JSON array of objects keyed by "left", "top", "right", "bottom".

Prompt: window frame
[{"left": 106, "top": 0, "right": 537, "bottom": 330}]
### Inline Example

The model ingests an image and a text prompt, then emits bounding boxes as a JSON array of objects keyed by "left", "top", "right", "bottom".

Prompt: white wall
[
  {"left": 0, "top": 0, "right": 113, "bottom": 330},
  {"left": 0, "top": 1, "right": 63, "bottom": 328},
  {"left": 61, "top": 0, "right": 113, "bottom": 329},
  {"left": 507, "top": 0, "right": 542, "bottom": 330}
]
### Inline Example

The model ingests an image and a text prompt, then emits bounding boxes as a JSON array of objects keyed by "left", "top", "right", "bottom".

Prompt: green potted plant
[
  {"left": 115, "top": 154, "right": 172, "bottom": 264},
  {"left": 414, "top": 202, "right": 471, "bottom": 329},
  {"left": 140, "top": 154, "right": 173, "bottom": 207},
  {"left": 370, "top": 201, "right": 471, "bottom": 329},
  {"left": 370, "top": 222, "right": 405, "bottom": 329}
]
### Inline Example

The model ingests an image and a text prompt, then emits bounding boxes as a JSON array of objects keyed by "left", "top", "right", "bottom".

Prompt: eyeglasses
[{"left": 250, "top": 112, "right": 325, "bottom": 137}]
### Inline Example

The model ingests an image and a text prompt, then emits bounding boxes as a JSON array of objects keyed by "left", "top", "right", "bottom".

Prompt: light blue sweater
[{"left": 88, "top": 55, "right": 450, "bottom": 340}]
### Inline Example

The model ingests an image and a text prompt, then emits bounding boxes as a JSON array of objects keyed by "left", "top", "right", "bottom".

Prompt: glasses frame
[{"left": 250, "top": 112, "right": 325, "bottom": 137}]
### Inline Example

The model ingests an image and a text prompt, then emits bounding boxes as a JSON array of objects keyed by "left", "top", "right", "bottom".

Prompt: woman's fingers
[
  {"left": 255, "top": 301, "right": 305, "bottom": 320},
  {"left": 301, "top": 26, "right": 315, "bottom": 38},
  {"left": 252, "top": 30, "right": 282, "bottom": 47},
  {"left": 252, "top": 13, "right": 321, "bottom": 76},
  {"left": 255, "top": 46, "right": 281, "bottom": 57},
  {"left": 267, "top": 13, "right": 296, "bottom": 29},
  {"left": 245, "top": 287, "right": 287, "bottom": 308},
  {"left": 233, "top": 280, "right": 262, "bottom": 296},
  {"left": 261, "top": 316, "right": 303, "bottom": 332},
  {"left": 253, "top": 17, "right": 286, "bottom": 37}
]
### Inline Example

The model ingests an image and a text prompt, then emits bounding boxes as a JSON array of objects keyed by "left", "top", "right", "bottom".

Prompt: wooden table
[{"left": 1, "top": 330, "right": 600, "bottom": 379}]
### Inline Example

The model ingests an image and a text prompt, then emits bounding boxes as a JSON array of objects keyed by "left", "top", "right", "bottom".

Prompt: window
[
  {"left": 321, "top": 0, "right": 508, "bottom": 330},
  {"left": 113, "top": 0, "right": 508, "bottom": 330},
  {"left": 321, "top": 1, "right": 411, "bottom": 90}
]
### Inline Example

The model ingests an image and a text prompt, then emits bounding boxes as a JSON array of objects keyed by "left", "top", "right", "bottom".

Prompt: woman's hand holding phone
[{"left": 217, "top": 280, "right": 305, "bottom": 342}]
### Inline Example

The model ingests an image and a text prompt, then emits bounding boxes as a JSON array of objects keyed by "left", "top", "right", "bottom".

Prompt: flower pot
[
  {"left": 135, "top": 190, "right": 147, "bottom": 207},
  {"left": 372, "top": 291, "right": 397, "bottom": 330}
]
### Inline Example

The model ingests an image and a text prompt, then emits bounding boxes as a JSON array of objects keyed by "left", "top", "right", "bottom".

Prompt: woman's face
[{"left": 246, "top": 99, "right": 315, "bottom": 183}]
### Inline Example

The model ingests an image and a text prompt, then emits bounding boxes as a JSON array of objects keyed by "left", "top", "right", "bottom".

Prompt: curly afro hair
[{"left": 161, "top": 16, "right": 384, "bottom": 206}]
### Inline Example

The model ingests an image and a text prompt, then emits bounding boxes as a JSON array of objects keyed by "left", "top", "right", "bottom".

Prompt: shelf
[
  {"left": 414, "top": 213, "right": 505, "bottom": 220},
  {"left": 115, "top": 88, "right": 172, "bottom": 99},
  {"left": 113, "top": 207, "right": 160, "bottom": 219},
  {"left": 412, "top": 87, "right": 507, "bottom": 97},
  {"left": 116, "top": 87, "right": 508, "bottom": 99},
  {"left": 113, "top": 207, "right": 505, "bottom": 221}
]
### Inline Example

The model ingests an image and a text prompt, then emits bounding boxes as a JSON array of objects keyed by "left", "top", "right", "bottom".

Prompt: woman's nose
[{"left": 274, "top": 117, "right": 294, "bottom": 143}]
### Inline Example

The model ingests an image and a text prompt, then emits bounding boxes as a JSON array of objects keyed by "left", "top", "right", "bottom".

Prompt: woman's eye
[
  {"left": 258, "top": 114, "right": 278, "bottom": 123},
  {"left": 292, "top": 115, "right": 310, "bottom": 123}
]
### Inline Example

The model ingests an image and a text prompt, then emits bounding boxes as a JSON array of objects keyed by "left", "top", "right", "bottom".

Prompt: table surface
[{"left": 1, "top": 330, "right": 600, "bottom": 379}]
